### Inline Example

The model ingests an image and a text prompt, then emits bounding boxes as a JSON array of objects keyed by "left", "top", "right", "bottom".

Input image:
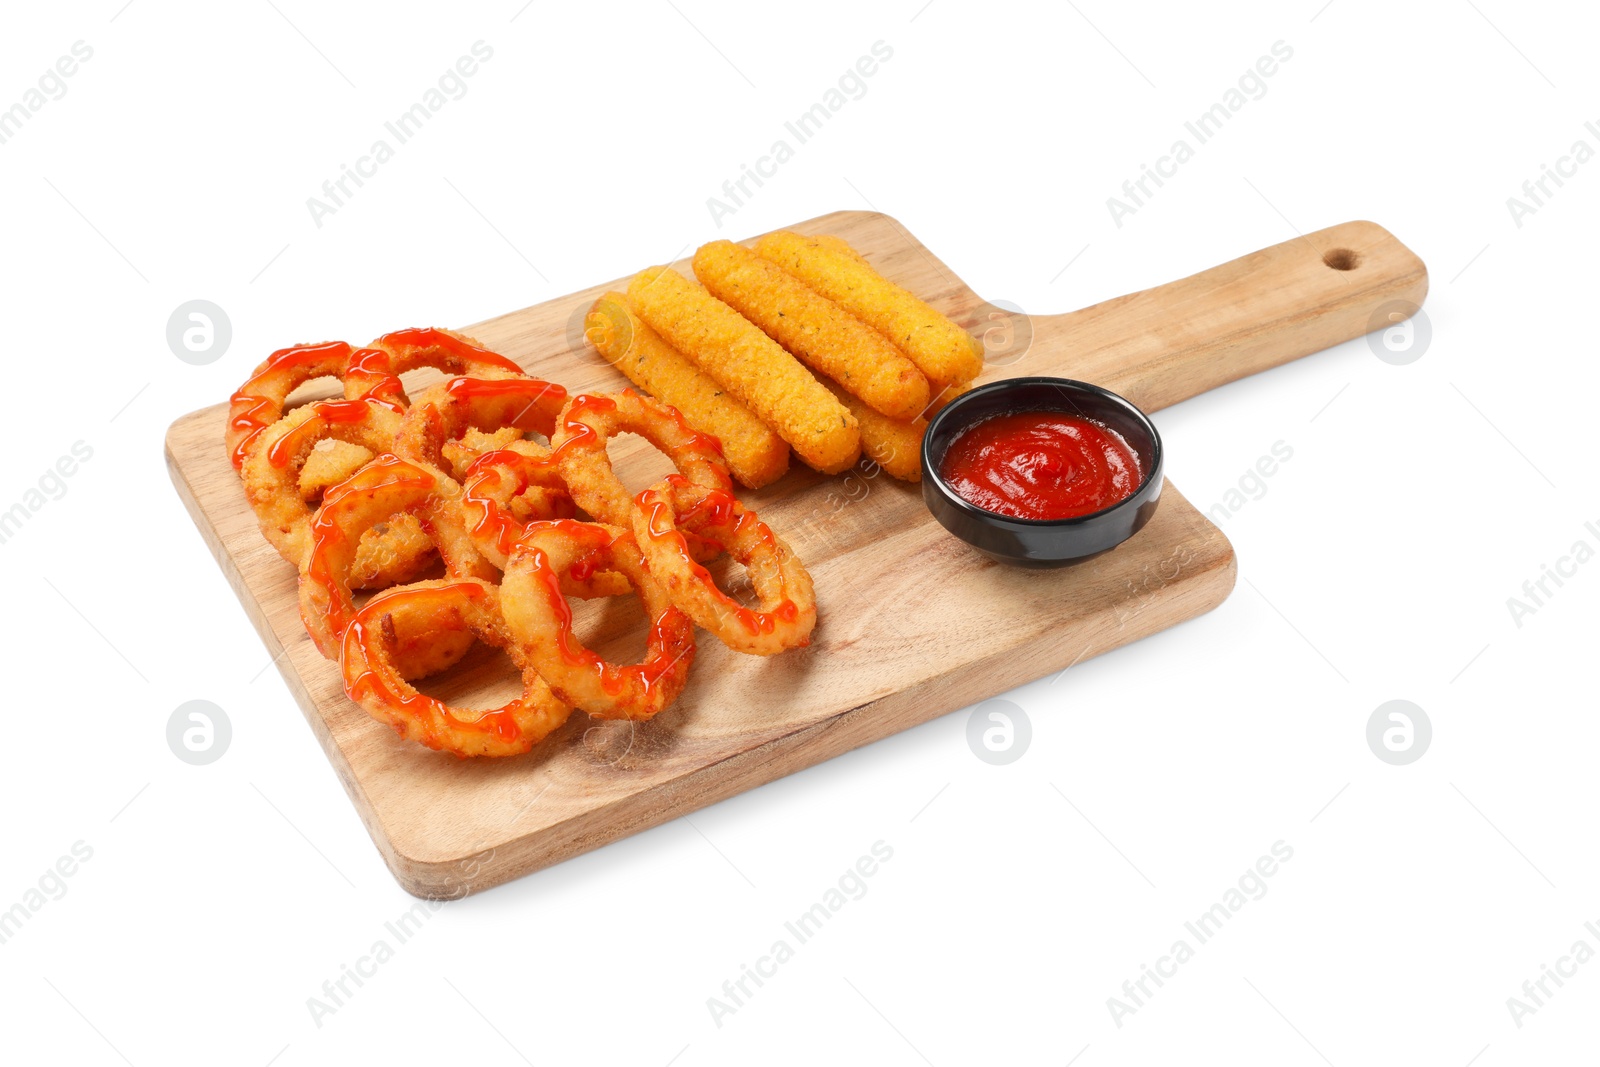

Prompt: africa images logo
[
  {"left": 1106, "top": 41, "right": 1294, "bottom": 227},
  {"left": 1106, "top": 842, "right": 1294, "bottom": 1028},
  {"left": 304, "top": 42, "right": 495, "bottom": 228},
  {"left": 706, "top": 842, "right": 894, "bottom": 1028}
]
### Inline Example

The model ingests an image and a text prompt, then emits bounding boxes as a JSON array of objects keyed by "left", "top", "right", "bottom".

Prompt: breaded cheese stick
[
  {"left": 584, "top": 294, "right": 791, "bottom": 489},
  {"left": 692, "top": 240, "right": 929, "bottom": 421},
  {"left": 627, "top": 266, "right": 860, "bottom": 475},
  {"left": 823, "top": 379, "right": 925, "bottom": 483},
  {"left": 755, "top": 231, "right": 984, "bottom": 388},
  {"left": 812, "top": 233, "right": 870, "bottom": 264},
  {"left": 923, "top": 378, "right": 975, "bottom": 420}
]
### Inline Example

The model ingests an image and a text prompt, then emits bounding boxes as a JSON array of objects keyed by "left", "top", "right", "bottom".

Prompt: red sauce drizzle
[
  {"left": 266, "top": 399, "right": 373, "bottom": 468},
  {"left": 306, "top": 458, "right": 436, "bottom": 638},
  {"left": 344, "top": 347, "right": 406, "bottom": 407},
  {"left": 528, "top": 544, "right": 594, "bottom": 672},
  {"left": 568, "top": 553, "right": 601, "bottom": 585},
  {"left": 228, "top": 397, "right": 278, "bottom": 469},
  {"left": 526, "top": 520, "right": 686, "bottom": 696},
  {"left": 343, "top": 582, "right": 522, "bottom": 748},
  {"left": 550, "top": 393, "right": 619, "bottom": 461},
  {"left": 636, "top": 480, "right": 794, "bottom": 637},
  {"left": 462, "top": 451, "right": 563, "bottom": 558},
  {"left": 445, "top": 375, "right": 565, "bottom": 404},
  {"left": 228, "top": 340, "right": 355, "bottom": 468},
  {"left": 681, "top": 485, "right": 736, "bottom": 530},
  {"left": 463, "top": 465, "right": 513, "bottom": 553},
  {"left": 644, "top": 388, "right": 726, "bottom": 458},
  {"left": 374, "top": 327, "right": 525, "bottom": 374},
  {"left": 257, "top": 340, "right": 354, "bottom": 376}
]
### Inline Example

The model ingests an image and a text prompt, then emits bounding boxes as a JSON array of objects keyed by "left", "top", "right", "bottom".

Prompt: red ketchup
[{"left": 939, "top": 409, "right": 1143, "bottom": 520}]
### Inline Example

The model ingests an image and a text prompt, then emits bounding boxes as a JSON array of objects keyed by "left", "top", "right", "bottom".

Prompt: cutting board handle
[{"left": 1009, "top": 220, "right": 1429, "bottom": 413}]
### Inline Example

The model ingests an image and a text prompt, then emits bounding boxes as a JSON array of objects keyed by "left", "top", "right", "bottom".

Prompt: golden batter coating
[
  {"left": 924, "top": 378, "right": 975, "bottom": 419},
  {"left": 692, "top": 240, "right": 930, "bottom": 422},
  {"left": 626, "top": 266, "right": 860, "bottom": 475},
  {"left": 823, "top": 380, "right": 925, "bottom": 482},
  {"left": 755, "top": 231, "right": 983, "bottom": 388},
  {"left": 584, "top": 293, "right": 790, "bottom": 489}
]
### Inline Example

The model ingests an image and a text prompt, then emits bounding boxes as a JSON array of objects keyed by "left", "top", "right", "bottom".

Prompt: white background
[{"left": 1, "top": 1, "right": 1595, "bottom": 1063}]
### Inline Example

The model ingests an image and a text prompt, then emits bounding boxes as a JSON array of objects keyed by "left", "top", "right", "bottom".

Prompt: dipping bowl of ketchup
[{"left": 921, "top": 377, "right": 1163, "bottom": 567}]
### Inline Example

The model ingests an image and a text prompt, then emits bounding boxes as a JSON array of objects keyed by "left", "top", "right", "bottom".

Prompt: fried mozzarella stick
[
  {"left": 585, "top": 293, "right": 790, "bottom": 489},
  {"left": 755, "top": 231, "right": 984, "bottom": 388},
  {"left": 823, "top": 380, "right": 925, "bottom": 482},
  {"left": 812, "top": 233, "right": 871, "bottom": 264},
  {"left": 924, "top": 378, "right": 975, "bottom": 419},
  {"left": 627, "top": 266, "right": 860, "bottom": 475},
  {"left": 692, "top": 240, "right": 929, "bottom": 422}
]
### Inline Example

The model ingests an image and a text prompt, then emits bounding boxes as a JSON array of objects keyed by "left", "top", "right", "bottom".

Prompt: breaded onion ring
[
  {"left": 500, "top": 520, "right": 695, "bottom": 721},
  {"left": 367, "top": 326, "right": 527, "bottom": 382},
  {"left": 632, "top": 476, "right": 816, "bottom": 656},
  {"left": 298, "top": 439, "right": 382, "bottom": 496},
  {"left": 458, "top": 444, "right": 631, "bottom": 598},
  {"left": 342, "top": 578, "right": 573, "bottom": 758},
  {"left": 239, "top": 397, "right": 407, "bottom": 569},
  {"left": 226, "top": 341, "right": 388, "bottom": 470},
  {"left": 227, "top": 328, "right": 523, "bottom": 472},
  {"left": 460, "top": 443, "right": 576, "bottom": 568},
  {"left": 393, "top": 375, "right": 567, "bottom": 471},
  {"left": 294, "top": 433, "right": 438, "bottom": 590},
  {"left": 299, "top": 455, "right": 492, "bottom": 659},
  {"left": 229, "top": 329, "right": 535, "bottom": 588},
  {"left": 440, "top": 427, "right": 524, "bottom": 480},
  {"left": 551, "top": 391, "right": 732, "bottom": 562}
]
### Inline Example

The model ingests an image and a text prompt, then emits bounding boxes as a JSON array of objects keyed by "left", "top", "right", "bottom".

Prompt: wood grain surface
[{"left": 164, "top": 211, "right": 1426, "bottom": 897}]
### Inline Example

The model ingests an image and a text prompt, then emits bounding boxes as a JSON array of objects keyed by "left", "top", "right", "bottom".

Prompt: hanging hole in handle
[{"left": 1322, "top": 248, "right": 1360, "bottom": 271}]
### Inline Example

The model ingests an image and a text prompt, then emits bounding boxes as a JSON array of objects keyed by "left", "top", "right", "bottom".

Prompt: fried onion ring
[
  {"left": 239, "top": 398, "right": 408, "bottom": 568},
  {"left": 299, "top": 455, "right": 492, "bottom": 659},
  {"left": 294, "top": 434, "right": 438, "bottom": 589},
  {"left": 460, "top": 443, "right": 574, "bottom": 566},
  {"left": 458, "top": 445, "right": 631, "bottom": 599},
  {"left": 633, "top": 475, "right": 816, "bottom": 655},
  {"left": 394, "top": 375, "right": 567, "bottom": 472},
  {"left": 341, "top": 578, "right": 573, "bottom": 758},
  {"left": 551, "top": 390, "right": 731, "bottom": 561},
  {"left": 441, "top": 427, "right": 523, "bottom": 479},
  {"left": 500, "top": 520, "right": 695, "bottom": 721},
  {"left": 228, "top": 330, "right": 526, "bottom": 471},
  {"left": 368, "top": 326, "right": 528, "bottom": 381},
  {"left": 229, "top": 331, "right": 533, "bottom": 588},
  {"left": 226, "top": 341, "right": 402, "bottom": 471}
]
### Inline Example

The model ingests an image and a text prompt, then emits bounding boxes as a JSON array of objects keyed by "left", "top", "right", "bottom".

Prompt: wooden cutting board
[{"left": 165, "top": 211, "right": 1427, "bottom": 897}]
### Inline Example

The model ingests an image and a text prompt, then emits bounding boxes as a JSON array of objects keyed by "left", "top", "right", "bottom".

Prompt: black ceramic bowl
[{"left": 920, "top": 377, "right": 1164, "bottom": 567}]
